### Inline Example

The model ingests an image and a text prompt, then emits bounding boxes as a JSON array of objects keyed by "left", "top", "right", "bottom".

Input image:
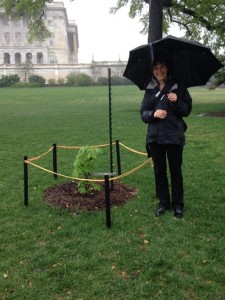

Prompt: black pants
[{"left": 149, "top": 142, "right": 184, "bottom": 210}]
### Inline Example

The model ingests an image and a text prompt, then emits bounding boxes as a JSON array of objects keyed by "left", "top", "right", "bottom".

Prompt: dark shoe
[
  {"left": 155, "top": 206, "right": 167, "bottom": 217},
  {"left": 174, "top": 209, "right": 183, "bottom": 218}
]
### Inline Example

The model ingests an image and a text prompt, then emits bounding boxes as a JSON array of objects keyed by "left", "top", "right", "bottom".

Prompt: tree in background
[
  {"left": 110, "top": 0, "right": 224, "bottom": 86},
  {"left": 0, "top": 0, "right": 52, "bottom": 42},
  {"left": 111, "top": 0, "right": 224, "bottom": 53},
  {"left": 1, "top": 0, "right": 223, "bottom": 52},
  {"left": 142, "top": 0, "right": 170, "bottom": 42},
  {"left": 17, "top": 61, "right": 33, "bottom": 82},
  {"left": 0, "top": 0, "right": 224, "bottom": 85}
]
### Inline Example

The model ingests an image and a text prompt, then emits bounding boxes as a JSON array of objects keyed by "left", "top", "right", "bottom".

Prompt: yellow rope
[
  {"left": 26, "top": 147, "right": 53, "bottom": 162},
  {"left": 24, "top": 142, "right": 153, "bottom": 183},
  {"left": 26, "top": 142, "right": 147, "bottom": 162},
  {"left": 25, "top": 160, "right": 104, "bottom": 182},
  {"left": 24, "top": 157, "right": 152, "bottom": 182},
  {"left": 57, "top": 143, "right": 114, "bottom": 150},
  {"left": 111, "top": 158, "right": 152, "bottom": 180},
  {"left": 119, "top": 142, "right": 147, "bottom": 156}
]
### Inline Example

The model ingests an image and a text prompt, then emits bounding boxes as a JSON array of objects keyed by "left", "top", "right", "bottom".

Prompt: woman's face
[{"left": 153, "top": 63, "right": 168, "bottom": 83}]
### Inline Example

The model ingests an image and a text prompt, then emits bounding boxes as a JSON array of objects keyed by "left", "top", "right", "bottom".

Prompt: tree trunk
[{"left": 148, "top": 0, "right": 163, "bottom": 43}]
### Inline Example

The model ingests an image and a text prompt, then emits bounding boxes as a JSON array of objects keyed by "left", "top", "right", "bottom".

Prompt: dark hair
[
  {"left": 153, "top": 59, "right": 168, "bottom": 67},
  {"left": 153, "top": 53, "right": 170, "bottom": 68}
]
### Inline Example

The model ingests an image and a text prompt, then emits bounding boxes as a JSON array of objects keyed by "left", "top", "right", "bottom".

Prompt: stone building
[
  {"left": 0, "top": 2, "right": 126, "bottom": 82},
  {"left": 0, "top": 2, "right": 78, "bottom": 81},
  {"left": 0, "top": 2, "right": 78, "bottom": 65}
]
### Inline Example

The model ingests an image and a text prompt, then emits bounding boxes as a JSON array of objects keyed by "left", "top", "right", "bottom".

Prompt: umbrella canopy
[{"left": 123, "top": 35, "right": 223, "bottom": 90}]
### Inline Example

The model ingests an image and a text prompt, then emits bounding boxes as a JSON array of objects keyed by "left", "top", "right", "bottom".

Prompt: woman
[{"left": 140, "top": 57, "right": 192, "bottom": 218}]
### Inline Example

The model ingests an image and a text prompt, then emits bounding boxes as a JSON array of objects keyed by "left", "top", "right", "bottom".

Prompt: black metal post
[
  {"left": 24, "top": 156, "right": 28, "bottom": 206},
  {"left": 108, "top": 68, "right": 114, "bottom": 190},
  {"left": 104, "top": 175, "right": 111, "bottom": 228},
  {"left": 53, "top": 143, "right": 57, "bottom": 179},
  {"left": 116, "top": 139, "right": 121, "bottom": 175}
]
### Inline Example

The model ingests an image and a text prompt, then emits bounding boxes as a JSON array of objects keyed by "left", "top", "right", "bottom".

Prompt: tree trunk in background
[{"left": 148, "top": 0, "right": 163, "bottom": 43}]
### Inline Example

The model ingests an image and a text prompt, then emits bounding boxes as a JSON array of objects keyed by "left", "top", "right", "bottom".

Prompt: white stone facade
[
  {"left": 0, "top": 2, "right": 126, "bottom": 82},
  {"left": 0, "top": 2, "right": 78, "bottom": 80},
  {"left": 0, "top": 2, "right": 78, "bottom": 65}
]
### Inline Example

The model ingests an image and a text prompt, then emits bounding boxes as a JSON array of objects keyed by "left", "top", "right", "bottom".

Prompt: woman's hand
[
  {"left": 154, "top": 109, "right": 167, "bottom": 119},
  {"left": 167, "top": 92, "right": 177, "bottom": 102}
]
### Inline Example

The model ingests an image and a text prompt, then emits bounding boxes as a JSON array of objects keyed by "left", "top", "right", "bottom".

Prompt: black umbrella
[{"left": 123, "top": 35, "right": 223, "bottom": 90}]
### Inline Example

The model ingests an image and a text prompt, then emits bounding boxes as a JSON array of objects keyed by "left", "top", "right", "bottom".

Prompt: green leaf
[{"left": 72, "top": 146, "right": 103, "bottom": 194}]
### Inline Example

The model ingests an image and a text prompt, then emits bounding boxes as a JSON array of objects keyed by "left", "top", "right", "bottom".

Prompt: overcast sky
[{"left": 60, "top": 0, "right": 181, "bottom": 64}]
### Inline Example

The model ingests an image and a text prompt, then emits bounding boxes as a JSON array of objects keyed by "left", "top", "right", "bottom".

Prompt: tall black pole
[
  {"left": 104, "top": 175, "right": 111, "bottom": 228},
  {"left": 24, "top": 156, "right": 28, "bottom": 206},
  {"left": 53, "top": 143, "right": 57, "bottom": 179},
  {"left": 108, "top": 68, "right": 114, "bottom": 190}
]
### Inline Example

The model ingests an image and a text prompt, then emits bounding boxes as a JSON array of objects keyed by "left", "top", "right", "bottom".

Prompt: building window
[
  {"left": 36, "top": 40, "right": 43, "bottom": 47},
  {"left": 15, "top": 32, "right": 21, "bottom": 45},
  {"left": 26, "top": 52, "right": 32, "bottom": 63},
  {"left": 3, "top": 16, "right": 9, "bottom": 26},
  {"left": 50, "top": 39, "right": 54, "bottom": 46},
  {"left": 4, "top": 33, "right": 10, "bottom": 45},
  {"left": 15, "top": 53, "right": 21, "bottom": 64},
  {"left": 48, "top": 19, "right": 54, "bottom": 26},
  {"left": 60, "top": 17, "right": 65, "bottom": 25},
  {"left": 4, "top": 53, "right": 10, "bottom": 64},
  {"left": 14, "top": 20, "right": 21, "bottom": 27},
  {"left": 37, "top": 53, "right": 44, "bottom": 64},
  {"left": 49, "top": 52, "right": 56, "bottom": 64}
]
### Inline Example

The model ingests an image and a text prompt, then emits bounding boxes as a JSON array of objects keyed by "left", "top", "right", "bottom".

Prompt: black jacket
[{"left": 140, "top": 81, "right": 192, "bottom": 145}]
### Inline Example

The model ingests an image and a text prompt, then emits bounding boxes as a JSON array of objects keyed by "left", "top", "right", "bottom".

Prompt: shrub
[
  {"left": 122, "top": 77, "right": 134, "bottom": 86},
  {"left": 111, "top": 76, "right": 133, "bottom": 86},
  {"left": 0, "top": 74, "right": 20, "bottom": 87},
  {"left": 206, "top": 76, "right": 217, "bottom": 90},
  {"left": 28, "top": 75, "right": 46, "bottom": 87},
  {"left": 75, "top": 73, "right": 93, "bottom": 86},
  {"left": 66, "top": 73, "right": 93, "bottom": 87},
  {"left": 96, "top": 76, "right": 134, "bottom": 86},
  {"left": 66, "top": 73, "right": 77, "bottom": 86},
  {"left": 12, "top": 82, "right": 39, "bottom": 88},
  {"left": 47, "top": 78, "right": 56, "bottom": 86},
  {"left": 96, "top": 76, "right": 108, "bottom": 86},
  {"left": 57, "top": 78, "right": 65, "bottom": 86}
]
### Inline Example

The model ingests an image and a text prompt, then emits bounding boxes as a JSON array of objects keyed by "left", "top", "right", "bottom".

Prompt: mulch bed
[{"left": 44, "top": 181, "right": 138, "bottom": 213}]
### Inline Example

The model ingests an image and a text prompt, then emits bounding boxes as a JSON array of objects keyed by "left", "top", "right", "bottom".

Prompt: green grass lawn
[{"left": 0, "top": 86, "right": 225, "bottom": 299}]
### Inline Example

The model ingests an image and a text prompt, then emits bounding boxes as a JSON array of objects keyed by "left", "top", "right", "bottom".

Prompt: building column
[
  {"left": 9, "top": 18, "right": 15, "bottom": 64},
  {"left": 0, "top": 16, "right": 3, "bottom": 47},
  {"left": 21, "top": 18, "right": 27, "bottom": 47},
  {"left": 54, "top": 64, "right": 59, "bottom": 82}
]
